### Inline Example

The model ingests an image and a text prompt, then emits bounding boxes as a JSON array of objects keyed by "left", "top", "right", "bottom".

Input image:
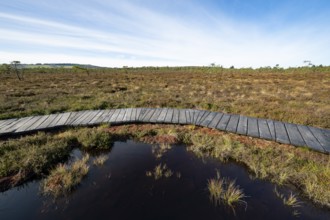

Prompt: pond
[{"left": 0, "top": 140, "right": 329, "bottom": 220}]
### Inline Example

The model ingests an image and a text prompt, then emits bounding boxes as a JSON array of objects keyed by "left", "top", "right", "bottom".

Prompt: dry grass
[
  {"left": 0, "top": 67, "right": 329, "bottom": 128},
  {"left": 41, "top": 154, "right": 90, "bottom": 197},
  {"left": 146, "top": 163, "right": 173, "bottom": 180},
  {"left": 93, "top": 155, "right": 109, "bottom": 166}
]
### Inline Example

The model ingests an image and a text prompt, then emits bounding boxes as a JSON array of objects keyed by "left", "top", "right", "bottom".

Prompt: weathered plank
[
  {"left": 48, "top": 114, "right": 65, "bottom": 128},
  {"left": 91, "top": 110, "right": 110, "bottom": 124},
  {"left": 247, "top": 117, "right": 259, "bottom": 138},
  {"left": 308, "top": 127, "right": 330, "bottom": 153},
  {"left": 200, "top": 112, "right": 217, "bottom": 127},
  {"left": 285, "top": 123, "right": 306, "bottom": 147},
  {"left": 297, "top": 125, "right": 325, "bottom": 152},
  {"left": 184, "top": 109, "right": 193, "bottom": 124},
  {"left": 15, "top": 116, "right": 44, "bottom": 133},
  {"left": 172, "top": 109, "right": 179, "bottom": 124},
  {"left": 25, "top": 115, "right": 49, "bottom": 131},
  {"left": 150, "top": 108, "right": 163, "bottom": 123},
  {"left": 134, "top": 108, "right": 142, "bottom": 121},
  {"left": 195, "top": 110, "right": 208, "bottom": 125},
  {"left": 114, "top": 109, "right": 127, "bottom": 123},
  {"left": 267, "top": 119, "right": 276, "bottom": 141},
  {"left": 0, "top": 118, "right": 28, "bottom": 133},
  {"left": 156, "top": 108, "right": 168, "bottom": 123},
  {"left": 216, "top": 114, "right": 231, "bottom": 131},
  {"left": 226, "top": 114, "right": 240, "bottom": 133},
  {"left": 87, "top": 110, "right": 106, "bottom": 125},
  {"left": 207, "top": 113, "right": 223, "bottom": 129},
  {"left": 72, "top": 111, "right": 92, "bottom": 125},
  {"left": 130, "top": 108, "right": 137, "bottom": 122},
  {"left": 192, "top": 110, "right": 201, "bottom": 124},
  {"left": 108, "top": 109, "right": 121, "bottom": 123},
  {"left": 36, "top": 114, "right": 58, "bottom": 129},
  {"left": 80, "top": 110, "right": 101, "bottom": 125},
  {"left": 178, "top": 109, "right": 188, "bottom": 124},
  {"left": 123, "top": 108, "right": 133, "bottom": 122},
  {"left": 0, "top": 119, "right": 18, "bottom": 130},
  {"left": 66, "top": 111, "right": 85, "bottom": 125},
  {"left": 236, "top": 115, "right": 248, "bottom": 135},
  {"left": 258, "top": 119, "right": 272, "bottom": 140},
  {"left": 138, "top": 108, "right": 148, "bottom": 121},
  {"left": 164, "top": 108, "right": 174, "bottom": 123},
  {"left": 274, "top": 121, "right": 290, "bottom": 144},
  {"left": 0, "top": 120, "right": 9, "bottom": 128},
  {"left": 142, "top": 108, "right": 156, "bottom": 122},
  {"left": 197, "top": 111, "right": 211, "bottom": 126}
]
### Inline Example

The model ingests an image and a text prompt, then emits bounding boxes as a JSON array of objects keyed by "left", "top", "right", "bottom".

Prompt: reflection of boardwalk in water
[{"left": 0, "top": 108, "right": 329, "bottom": 153}]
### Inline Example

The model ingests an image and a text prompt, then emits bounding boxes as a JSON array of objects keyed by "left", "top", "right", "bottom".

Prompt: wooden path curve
[{"left": 0, "top": 108, "right": 329, "bottom": 154}]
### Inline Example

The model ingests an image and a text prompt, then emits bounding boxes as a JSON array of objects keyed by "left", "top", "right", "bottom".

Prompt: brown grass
[{"left": 0, "top": 67, "right": 329, "bottom": 128}]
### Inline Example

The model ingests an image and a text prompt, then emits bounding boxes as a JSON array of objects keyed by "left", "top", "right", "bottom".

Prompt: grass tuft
[{"left": 93, "top": 155, "right": 109, "bottom": 166}]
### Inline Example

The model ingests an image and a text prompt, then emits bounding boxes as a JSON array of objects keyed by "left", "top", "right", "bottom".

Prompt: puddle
[{"left": 0, "top": 140, "right": 329, "bottom": 220}]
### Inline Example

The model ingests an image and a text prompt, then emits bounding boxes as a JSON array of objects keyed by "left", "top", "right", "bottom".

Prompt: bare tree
[{"left": 11, "top": 61, "right": 23, "bottom": 80}]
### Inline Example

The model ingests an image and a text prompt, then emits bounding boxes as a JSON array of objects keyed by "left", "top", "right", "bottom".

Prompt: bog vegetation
[
  {"left": 0, "top": 66, "right": 329, "bottom": 128},
  {"left": 0, "top": 124, "right": 329, "bottom": 208}
]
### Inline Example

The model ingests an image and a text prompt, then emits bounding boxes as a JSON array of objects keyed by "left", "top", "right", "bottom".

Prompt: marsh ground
[{"left": 1, "top": 67, "right": 329, "bottom": 128}]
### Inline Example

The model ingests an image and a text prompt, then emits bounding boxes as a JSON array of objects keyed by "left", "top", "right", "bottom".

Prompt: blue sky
[{"left": 1, "top": 0, "right": 330, "bottom": 67}]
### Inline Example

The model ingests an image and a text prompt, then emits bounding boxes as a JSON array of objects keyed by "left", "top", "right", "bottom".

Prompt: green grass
[
  {"left": 0, "top": 66, "right": 329, "bottom": 128},
  {"left": 146, "top": 163, "right": 173, "bottom": 180},
  {"left": 207, "top": 171, "right": 246, "bottom": 208},
  {"left": 41, "top": 154, "right": 90, "bottom": 197}
]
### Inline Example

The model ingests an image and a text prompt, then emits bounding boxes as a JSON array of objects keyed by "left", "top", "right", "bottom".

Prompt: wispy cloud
[{"left": 0, "top": 0, "right": 329, "bottom": 67}]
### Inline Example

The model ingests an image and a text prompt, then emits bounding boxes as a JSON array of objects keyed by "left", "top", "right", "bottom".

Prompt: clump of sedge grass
[
  {"left": 41, "top": 154, "right": 90, "bottom": 197},
  {"left": 152, "top": 143, "right": 172, "bottom": 159},
  {"left": 93, "top": 155, "right": 109, "bottom": 166},
  {"left": 207, "top": 171, "right": 246, "bottom": 208},
  {"left": 146, "top": 163, "right": 173, "bottom": 180},
  {"left": 77, "top": 127, "right": 113, "bottom": 150}
]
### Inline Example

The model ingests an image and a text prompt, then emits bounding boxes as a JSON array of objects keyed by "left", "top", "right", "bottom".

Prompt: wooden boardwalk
[{"left": 0, "top": 108, "right": 329, "bottom": 154}]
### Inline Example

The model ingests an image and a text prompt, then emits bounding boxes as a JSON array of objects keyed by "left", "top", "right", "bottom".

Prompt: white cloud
[{"left": 0, "top": 1, "right": 329, "bottom": 67}]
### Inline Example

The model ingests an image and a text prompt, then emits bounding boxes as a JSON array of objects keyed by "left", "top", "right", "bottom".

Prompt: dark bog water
[{"left": 0, "top": 140, "right": 329, "bottom": 220}]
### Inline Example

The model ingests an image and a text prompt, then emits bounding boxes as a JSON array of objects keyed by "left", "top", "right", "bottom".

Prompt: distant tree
[
  {"left": 10, "top": 61, "right": 24, "bottom": 80},
  {"left": 230, "top": 65, "right": 235, "bottom": 69},
  {"left": 210, "top": 63, "right": 216, "bottom": 67}
]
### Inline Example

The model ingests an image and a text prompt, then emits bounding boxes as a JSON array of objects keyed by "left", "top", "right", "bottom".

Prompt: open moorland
[{"left": 1, "top": 66, "right": 330, "bottom": 129}]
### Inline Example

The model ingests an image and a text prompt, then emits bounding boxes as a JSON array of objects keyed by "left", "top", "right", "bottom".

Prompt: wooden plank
[
  {"left": 216, "top": 114, "right": 231, "bottom": 131},
  {"left": 130, "top": 108, "right": 137, "bottom": 122},
  {"left": 149, "top": 108, "right": 163, "bottom": 123},
  {"left": 123, "top": 108, "right": 133, "bottom": 122},
  {"left": 196, "top": 111, "right": 211, "bottom": 125},
  {"left": 185, "top": 109, "right": 193, "bottom": 124},
  {"left": 266, "top": 119, "right": 276, "bottom": 140},
  {"left": 178, "top": 109, "right": 187, "bottom": 124},
  {"left": 15, "top": 116, "right": 43, "bottom": 133},
  {"left": 195, "top": 110, "right": 207, "bottom": 125},
  {"left": 200, "top": 112, "right": 217, "bottom": 127},
  {"left": 258, "top": 119, "right": 272, "bottom": 140},
  {"left": 308, "top": 127, "right": 330, "bottom": 153},
  {"left": 88, "top": 110, "right": 106, "bottom": 125},
  {"left": 226, "top": 114, "right": 240, "bottom": 133},
  {"left": 72, "top": 111, "right": 92, "bottom": 125},
  {"left": 274, "top": 121, "right": 290, "bottom": 144},
  {"left": 92, "top": 110, "right": 110, "bottom": 124},
  {"left": 236, "top": 115, "right": 248, "bottom": 135},
  {"left": 0, "top": 118, "right": 28, "bottom": 133},
  {"left": 56, "top": 112, "right": 72, "bottom": 126},
  {"left": 114, "top": 109, "right": 127, "bottom": 123},
  {"left": 285, "top": 123, "right": 306, "bottom": 147},
  {"left": 108, "top": 109, "right": 121, "bottom": 123},
  {"left": 48, "top": 114, "right": 64, "bottom": 128},
  {"left": 142, "top": 108, "right": 156, "bottom": 122},
  {"left": 80, "top": 110, "right": 101, "bottom": 125},
  {"left": 0, "top": 120, "right": 9, "bottom": 128},
  {"left": 156, "top": 108, "right": 168, "bottom": 123},
  {"left": 66, "top": 111, "right": 85, "bottom": 125},
  {"left": 134, "top": 108, "right": 141, "bottom": 121},
  {"left": 192, "top": 110, "right": 200, "bottom": 124},
  {"left": 36, "top": 114, "right": 58, "bottom": 129},
  {"left": 138, "top": 108, "right": 148, "bottom": 121},
  {"left": 164, "top": 108, "right": 174, "bottom": 123},
  {"left": 247, "top": 117, "right": 259, "bottom": 138},
  {"left": 297, "top": 126, "right": 326, "bottom": 153},
  {"left": 0, "top": 119, "right": 18, "bottom": 130},
  {"left": 25, "top": 115, "right": 49, "bottom": 131},
  {"left": 207, "top": 113, "right": 223, "bottom": 129},
  {"left": 171, "top": 109, "right": 179, "bottom": 124}
]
